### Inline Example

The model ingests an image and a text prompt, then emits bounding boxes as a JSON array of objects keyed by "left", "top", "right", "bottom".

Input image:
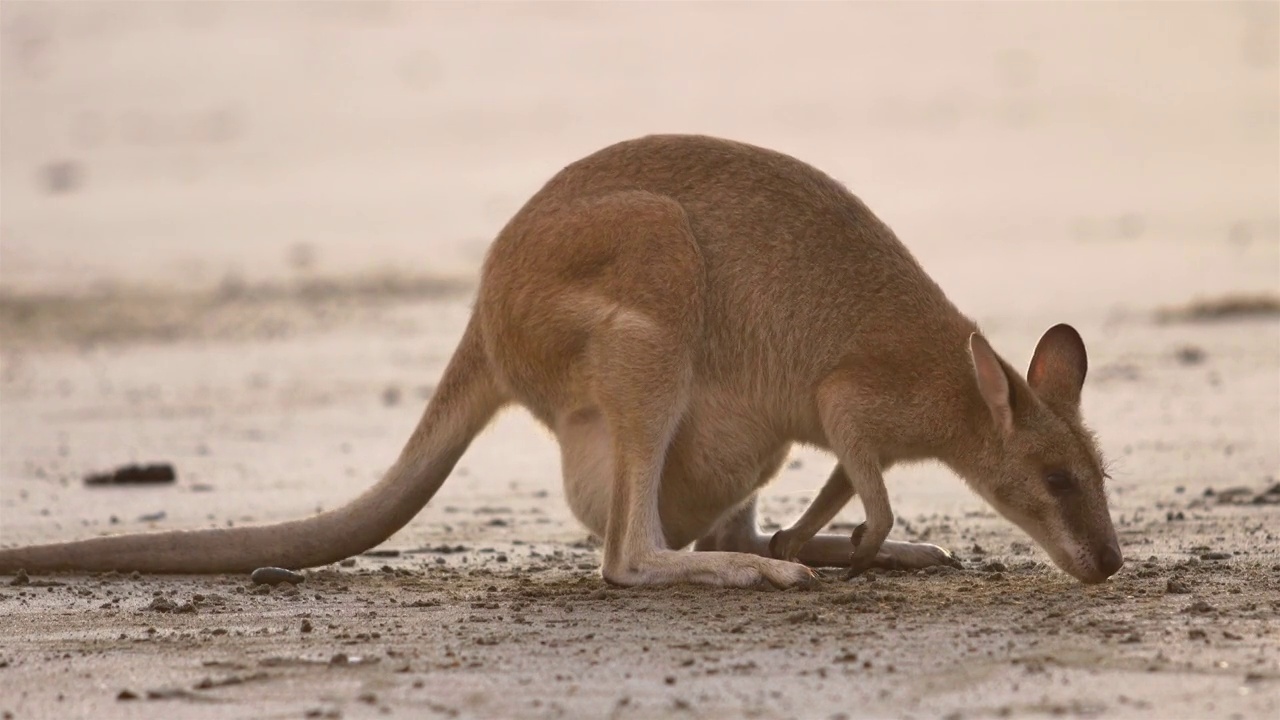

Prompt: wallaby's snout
[
  {"left": 968, "top": 324, "right": 1125, "bottom": 584},
  {"left": 1059, "top": 531, "right": 1123, "bottom": 584},
  {"left": 1095, "top": 541, "right": 1124, "bottom": 580},
  {"left": 1056, "top": 512, "right": 1124, "bottom": 584}
]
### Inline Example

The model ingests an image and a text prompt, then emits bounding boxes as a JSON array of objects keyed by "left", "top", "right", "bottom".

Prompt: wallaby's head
[{"left": 965, "top": 324, "right": 1121, "bottom": 584}]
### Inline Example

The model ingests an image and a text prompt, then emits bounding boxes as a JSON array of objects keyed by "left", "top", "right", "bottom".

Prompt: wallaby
[{"left": 0, "top": 134, "right": 1123, "bottom": 587}]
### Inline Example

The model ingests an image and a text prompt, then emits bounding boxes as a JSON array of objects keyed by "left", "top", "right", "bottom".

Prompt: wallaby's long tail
[{"left": 0, "top": 317, "right": 506, "bottom": 574}]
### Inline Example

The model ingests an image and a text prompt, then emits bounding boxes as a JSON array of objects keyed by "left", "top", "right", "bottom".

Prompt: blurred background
[
  {"left": 1, "top": 9, "right": 1278, "bottom": 716},
  {"left": 1, "top": 2, "right": 1278, "bottom": 543},
  {"left": 2, "top": 1, "right": 1276, "bottom": 315}
]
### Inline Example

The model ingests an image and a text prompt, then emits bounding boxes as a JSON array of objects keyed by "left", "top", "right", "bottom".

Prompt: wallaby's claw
[
  {"left": 791, "top": 566, "right": 822, "bottom": 591},
  {"left": 843, "top": 555, "right": 874, "bottom": 580},
  {"left": 798, "top": 566, "right": 819, "bottom": 589},
  {"left": 843, "top": 523, "right": 876, "bottom": 580},
  {"left": 753, "top": 562, "right": 819, "bottom": 591}
]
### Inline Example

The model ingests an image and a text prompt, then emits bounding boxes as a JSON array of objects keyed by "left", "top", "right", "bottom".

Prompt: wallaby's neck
[
  {"left": 932, "top": 324, "right": 1004, "bottom": 488},
  {"left": 883, "top": 309, "right": 1002, "bottom": 482}
]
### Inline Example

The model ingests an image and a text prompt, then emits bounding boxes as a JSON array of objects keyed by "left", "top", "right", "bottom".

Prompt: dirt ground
[{"left": 2, "top": 3, "right": 1278, "bottom": 720}]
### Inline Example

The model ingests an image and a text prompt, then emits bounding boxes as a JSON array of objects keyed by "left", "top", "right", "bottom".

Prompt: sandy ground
[{"left": 2, "top": 3, "right": 1279, "bottom": 719}]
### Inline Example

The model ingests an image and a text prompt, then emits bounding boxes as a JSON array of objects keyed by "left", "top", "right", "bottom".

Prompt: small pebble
[
  {"left": 381, "top": 386, "right": 401, "bottom": 406},
  {"left": 1184, "top": 600, "right": 1216, "bottom": 614},
  {"left": 9, "top": 569, "right": 29, "bottom": 586},
  {"left": 85, "top": 463, "right": 176, "bottom": 486},
  {"left": 250, "top": 567, "right": 304, "bottom": 585},
  {"left": 1174, "top": 346, "right": 1206, "bottom": 365}
]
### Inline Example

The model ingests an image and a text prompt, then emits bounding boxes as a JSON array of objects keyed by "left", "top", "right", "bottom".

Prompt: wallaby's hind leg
[
  {"left": 543, "top": 194, "right": 814, "bottom": 589},
  {"left": 591, "top": 303, "right": 816, "bottom": 588}
]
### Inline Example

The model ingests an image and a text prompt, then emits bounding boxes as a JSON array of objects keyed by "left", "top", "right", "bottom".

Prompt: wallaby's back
[{"left": 480, "top": 134, "right": 975, "bottom": 418}]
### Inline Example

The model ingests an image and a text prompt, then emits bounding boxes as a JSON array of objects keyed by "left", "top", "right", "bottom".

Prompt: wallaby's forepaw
[
  {"left": 768, "top": 529, "right": 804, "bottom": 562},
  {"left": 843, "top": 523, "right": 877, "bottom": 580}
]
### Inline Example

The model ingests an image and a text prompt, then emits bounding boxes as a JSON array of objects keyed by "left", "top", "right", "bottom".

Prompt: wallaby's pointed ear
[
  {"left": 1027, "top": 323, "right": 1088, "bottom": 408},
  {"left": 969, "top": 332, "right": 1014, "bottom": 435}
]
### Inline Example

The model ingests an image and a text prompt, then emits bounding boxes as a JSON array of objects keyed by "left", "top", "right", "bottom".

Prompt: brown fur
[{"left": 0, "top": 135, "right": 1122, "bottom": 586}]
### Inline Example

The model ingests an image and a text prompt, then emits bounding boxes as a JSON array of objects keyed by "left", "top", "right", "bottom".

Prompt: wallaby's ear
[
  {"left": 969, "top": 332, "right": 1014, "bottom": 435},
  {"left": 1027, "top": 323, "right": 1087, "bottom": 408}
]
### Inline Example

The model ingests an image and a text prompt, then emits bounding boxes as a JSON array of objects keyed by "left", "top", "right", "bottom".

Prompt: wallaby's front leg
[
  {"left": 841, "top": 462, "right": 892, "bottom": 579},
  {"left": 698, "top": 493, "right": 958, "bottom": 571},
  {"left": 769, "top": 465, "right": 855, "bottom": 561},
  {"left": 815, "top": 379, "right": 894, "bottom": 578}
]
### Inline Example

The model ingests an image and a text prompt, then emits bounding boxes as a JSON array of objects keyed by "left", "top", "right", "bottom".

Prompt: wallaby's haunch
[{"left": 0, "top": 135, "right": 1123, "bottom": 586}]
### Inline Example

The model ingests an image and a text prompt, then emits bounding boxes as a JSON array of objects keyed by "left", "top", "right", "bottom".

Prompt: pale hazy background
[
  {"left": 1, "top": 1, "right": 1278, "bottom": 542},
  {"left": 2, "top": 1, "right": 1276, "bottom": 318},
  {"left": 3, "top": 7, "right": 1279, "bottom": 718}
]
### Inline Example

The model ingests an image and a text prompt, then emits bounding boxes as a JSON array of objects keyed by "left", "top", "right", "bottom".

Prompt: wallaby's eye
[{"left": 1045, "top": 472, "right": 1074, "bottom": 496}]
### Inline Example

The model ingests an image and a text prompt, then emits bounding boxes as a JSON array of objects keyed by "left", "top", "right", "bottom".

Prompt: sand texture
[{"left": 1, "top": 3, "right": 1278, "bottom": 719}]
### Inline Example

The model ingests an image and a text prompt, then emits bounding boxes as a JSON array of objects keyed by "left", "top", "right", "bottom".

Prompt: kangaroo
[{"left": 0, "top": 134, "right": 1123, "bottom": 587}]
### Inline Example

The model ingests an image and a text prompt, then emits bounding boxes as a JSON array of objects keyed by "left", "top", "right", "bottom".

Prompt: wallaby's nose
[{"left": 1096, "top": 543, "right": 1123, "bottom": 578}]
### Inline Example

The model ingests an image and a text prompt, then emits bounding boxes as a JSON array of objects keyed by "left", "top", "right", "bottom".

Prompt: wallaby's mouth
[
  {"left": 994, "top": 505, "right": 1125, "bottom": 584},
  {"left": 1053, "top": 540, "right": 1124, "bottom": 584}
]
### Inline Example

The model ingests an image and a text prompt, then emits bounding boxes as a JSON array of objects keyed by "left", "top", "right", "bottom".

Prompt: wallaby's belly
[{"left": 555, "top": 393, "right": 791, "bottom": 549}]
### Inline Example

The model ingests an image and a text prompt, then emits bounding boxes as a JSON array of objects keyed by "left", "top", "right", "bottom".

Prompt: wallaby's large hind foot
[
  {"left": 867, "top": 540, "right": 962, "bottom": 572},
  {"left": 774, "top": 530, "right": 960, "bottom": 574},
  {"left": 603, "top": 550, "right": 818, "bottom": 589}
]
